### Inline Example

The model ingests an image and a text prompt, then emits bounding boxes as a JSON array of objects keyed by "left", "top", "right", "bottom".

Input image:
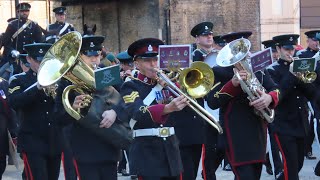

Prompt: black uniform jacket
[
  {"left": 45, "top": 21, "right": 74, "bottom": 44},
  {"left": 120, "top": 73, "right": 183, "bottom": 176},
  {"left": 267, "top": 59, "right": 320, "bottom": 137},
  {"left": 2, "top": 18, "right": 43, "bottom": 60},
  {"left": 296, "top": 47, "right": 317, "bottom": 58},
  {"left": 54, "top": 78, "right": 124, "bottom": 164},
  {"left": 8, "top": 70, "right": 62, "bottom": 156},
  {"left": 206, "top": 66, "right": 280, "bottom": 166},
  {"left": 0, "top": 79, "right": 16, "bottom": 155}
]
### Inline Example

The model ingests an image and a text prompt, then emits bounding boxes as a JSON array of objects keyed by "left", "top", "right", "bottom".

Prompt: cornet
[{"left": 289, "top": 56, "right": 317, "bottom": 83}]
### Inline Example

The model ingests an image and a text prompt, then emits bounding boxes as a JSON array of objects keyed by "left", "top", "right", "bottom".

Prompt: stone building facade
[
  {"left": 0, "top": 0, "right": 261, "bottom": 52},
  {"left": 60, "top": 0, "right": 261, "bottom": 53}
]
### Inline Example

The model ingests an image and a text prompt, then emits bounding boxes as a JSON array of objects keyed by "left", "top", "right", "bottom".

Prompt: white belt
[{"left": 133, "top": 127, "right": 175, "bottom": 138}]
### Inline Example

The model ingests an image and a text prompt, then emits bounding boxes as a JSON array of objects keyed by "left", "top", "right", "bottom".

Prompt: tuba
[
  {"left": 155, "top": 61, "right": 223, "bottom": 134},
  {"left": 216, "top": 38, "right": 275, "bottom": 123},
  {"left": 37, "top": 32, "right": 132, "bottom": 149}
]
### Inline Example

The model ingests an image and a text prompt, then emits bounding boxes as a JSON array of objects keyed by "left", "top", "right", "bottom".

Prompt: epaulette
[
  {"left": 8, "top": 72, "right": 26, "bottom": 84},
  {"left": 9, "top": 19, "right": 19, "bottom": 25},
  {"left": 267, "top": 61, "right": 280, "bottom": 71},
  {"left": 296, "top": 49, "right": 307, "bottom": 56}
]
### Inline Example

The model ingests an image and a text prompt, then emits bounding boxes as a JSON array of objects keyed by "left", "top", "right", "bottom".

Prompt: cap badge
[
  {"left": 205, "top": 26, "right": 209, "bottom": 30},
  {"left": 39, "top": 49, "right": 43, "bottom": 54},
  {"left": 148, "top": 45, "right": 153, "bottom": 52},
  {"left": 289, "top": 37, "right": 293, "bottom": 41},
  {"left": 144, "top": 77, "right": 148, "bottom": 83},
  {"left": 316, "top": 32, "right": 320, "bottom": 40},
  {"left": 90, "top": 42, "right": 95, "bottom": 48}
]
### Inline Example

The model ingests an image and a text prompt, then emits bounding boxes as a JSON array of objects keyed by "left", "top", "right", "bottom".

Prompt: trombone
[{"left": 155, "top": 62, "right": 223, "bottom": 134}]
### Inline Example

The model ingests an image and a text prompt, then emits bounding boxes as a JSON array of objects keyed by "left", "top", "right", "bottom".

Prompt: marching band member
[
  {"left": 0, "top": 77, "right": 17, "bottom": 179},
  {"left": 261, "top": 39, "right": 284, "bottom": 178},
  {"left": 262, "top": 39, "right": 280, "bottom": 61},
  {"left": 268, "top": 34, "right": 320, "bottom": 180},
  {"left": 117, "top": 51, "right": 138, "bottom": 82},
  {"left": 191, "top": 22, "right": 215, "bottom": 62},
  {"left": 202, "top": 34, "right": 228, "bottom": 180},
  {"left": 296, "top": 30, "right": 320, "bottom": 160},
  {"left": 206, "top": 31, "right": 280, "bottom": 180},
  {"left": 121, "top": 38, "right": 188, "bottom": 180},
  {"left": 8, "top": 43, "right": 64, "bottom": 180},
  {"left": 54, "top": 35, "right": 128, "bottom": 180}
]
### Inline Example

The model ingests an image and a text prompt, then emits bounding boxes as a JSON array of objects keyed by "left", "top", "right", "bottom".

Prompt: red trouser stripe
[
  {"left": 274, "top": 133, "right": 288, "bottom": 180},
  {"left": 22, "top": 152, "right": 33, "bottom": 180},
  {"left": 72, "top": 158, "right": 81, "bottom": 180}
]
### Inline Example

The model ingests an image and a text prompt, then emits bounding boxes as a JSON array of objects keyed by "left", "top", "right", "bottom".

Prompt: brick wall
[
  {"left": 169, "top": 0, "right": 261, "bottom": 51},
  {"left": 0, "top": 0, "right": 261, "bottom": 52}
]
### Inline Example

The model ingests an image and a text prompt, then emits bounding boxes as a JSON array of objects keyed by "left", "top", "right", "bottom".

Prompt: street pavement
[{"left": 2, "top": 143, "right": 320, "bottom": 180}]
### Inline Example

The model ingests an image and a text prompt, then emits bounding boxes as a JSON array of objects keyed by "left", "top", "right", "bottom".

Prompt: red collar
[{"left": 137, "top": 73, "right": 157, "bottom": 85}]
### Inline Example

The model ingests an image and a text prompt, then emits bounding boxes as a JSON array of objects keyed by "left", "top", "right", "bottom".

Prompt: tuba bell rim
[
  {"left": 37, "top": 31, "right": 83, "bottom": 87},
  {"left": 216, "top": 38, "right": 251, "bottom": 67}
]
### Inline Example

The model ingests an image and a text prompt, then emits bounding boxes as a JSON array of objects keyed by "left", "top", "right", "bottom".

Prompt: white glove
[{"left": 11, "top": 50, "right": 20, "bottom": 58}]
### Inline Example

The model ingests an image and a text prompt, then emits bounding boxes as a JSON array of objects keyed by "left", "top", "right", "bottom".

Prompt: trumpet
[{"left": 154, "top": 62, "right": 223, "bottom": 134}]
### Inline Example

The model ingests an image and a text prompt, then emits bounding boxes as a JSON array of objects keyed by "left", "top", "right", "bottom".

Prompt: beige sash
[{"left": 11, "top": 20, "right": 32, "bottom": 41}]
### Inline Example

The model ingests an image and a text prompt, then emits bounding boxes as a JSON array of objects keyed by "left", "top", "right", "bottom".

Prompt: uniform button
[
  {"left": 44, "top": 100, "right": 47, "bottom": 102},
  {"left": 46, "top": 112, "right": 49, "bottom": 114},
  {"left": 48, "top": 123, "right": 51, "bottom": 126},
  {"left": 24, "top": 30, "right": 26, "bottom": 32},
  {"left": 194, "top": 116, "right": 196, "bottom": 119},
  {"left": 30, "top": 33, "right": 32, "bottom": 35},
  {"left": 23, "top": 36, "right": 25, "bottom": 38},
  {"left": 298, "top": 107, "right": 301, "bottom": 109},
  {"left": 294, "top": 86, "right": 297, "bottom": 89},
  {"left": 23, "top": 42, "right": 25, "bottom": 44},
  {"left": 163, "top": 137, "right": 166, "bottom": 141},
  {"left": 297, "top": 96, "right": 299, "bottom": 99}
]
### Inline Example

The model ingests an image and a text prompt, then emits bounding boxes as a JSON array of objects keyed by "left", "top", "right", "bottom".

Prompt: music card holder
[
  {"left": 250, "top": 47, "right": 274, "bottom": 73},
  {"left": 94, "top": 64, "right": 121, "bottom": 90},
  {"left": 291, "top": 58, "right": 316, "bottom": 73},
  {"left": 158, "top": 44, "right": 192, "bottom": 70}
]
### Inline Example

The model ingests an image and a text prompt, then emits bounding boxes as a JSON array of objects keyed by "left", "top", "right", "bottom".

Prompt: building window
[{"left": 272, "top": 0, "right": 282, "bottom": 15}]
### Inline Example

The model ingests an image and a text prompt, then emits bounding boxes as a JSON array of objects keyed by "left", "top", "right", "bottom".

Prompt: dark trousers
[
  {"left": 305, "top": 117, "right": 316, "bottom": 155},
  {"left": 22, "top": 152, "right": 61, "bottom": 180},
  {"left": 62, "top": 125, "right": 77, "bottom": 180},
  {"left": 77, "top": 161, "right": 117, "bottom": 180},
  {"left": 203, "top": 144, "right": 225, "bottom": 180},
  {"left": 118, "top": 149, "right": 129, "bottom": 172},
  {"left": 179, "top": 144, "right": 202, "bottom": 180},
  {"left": 233, "top": 163, "right": 263, "bottom": 180},
  {"left": 0, "top": 155, "right": 6, "bottom": 180},
  {"left": 265, "top": 132, "right": 283, "bottom": 174},
  {"left": 62, "top": 151, "right": 77, "bottom": 180},
  {"left": 138, "top": 176, "right": 180, "bottom": 180},
  {"left": 275, "top": 134, "right": 304, "bottom": 180},
  {"left": 315, "top": 160, "right": 320, "bottom": 176}
]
